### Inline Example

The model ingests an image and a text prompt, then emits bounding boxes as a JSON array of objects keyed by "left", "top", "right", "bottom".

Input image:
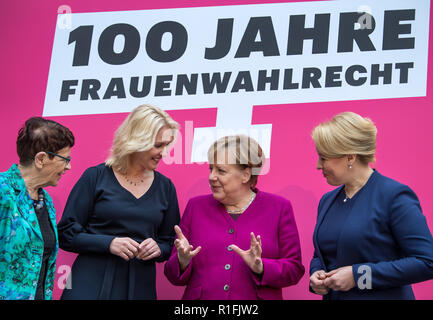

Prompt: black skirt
[{"left": 61, "top": 253, "right": 157, "bottom": 300}]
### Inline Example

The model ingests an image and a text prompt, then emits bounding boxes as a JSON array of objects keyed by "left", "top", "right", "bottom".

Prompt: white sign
[{"left": 44, "top": 0, "right": 430, "bottom": 161}]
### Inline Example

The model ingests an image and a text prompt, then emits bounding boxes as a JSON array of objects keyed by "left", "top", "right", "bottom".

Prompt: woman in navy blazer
[{"left": 309, "top": 112, "right": 433, "bottom": 300}]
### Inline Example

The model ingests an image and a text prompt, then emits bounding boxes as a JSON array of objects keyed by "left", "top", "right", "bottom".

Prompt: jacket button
[
  {"left": 228, "top": 228, "right": 234, "bottom": 234},
  {"left": 224, "top": 284, "right": 230, "bottom": 291},
  {"left": 225, "top": 264, "right": 231, "bottom": 270}
]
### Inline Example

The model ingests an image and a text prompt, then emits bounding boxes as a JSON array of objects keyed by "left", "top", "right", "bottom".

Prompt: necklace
[
  {"left": 343, "top": 169, "right": 374, "bottom": 203},
  {"left": 32, "top": 188, "right": 45, "bottom": 211},
  {"left": 124, "top": 174, "right": 145, "bottom": 187},
  {"left": 226, "top": 191, "right": 256, "bottom": 214},
  {"left": 343, "top": 193, "right": 350, "bottom": 203}
]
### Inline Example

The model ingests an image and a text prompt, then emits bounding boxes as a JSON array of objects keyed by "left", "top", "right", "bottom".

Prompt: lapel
[
  {"left": 335, "top": 170, "right": 378, "bottom": 266},
  {"left": 316, "top": 186, "right": 344, "bottom": 232},
  {"left": 43, "top": 189, "right": 59, "bottom": 244},
  {"left": 8, "top": 164, "right": 43, "bottom": 240},
  {"left": 313, "top": 185, "right": 344, "bottom": 271}
]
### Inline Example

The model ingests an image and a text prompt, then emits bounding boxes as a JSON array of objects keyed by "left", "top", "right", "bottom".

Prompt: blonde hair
[
  {"left": 207, "top": 135, "right": 266, "bottom": 188},
  {"left": 312, "top": 112, "right": 377, "bottom": 165},
  {"left": 106, "top": 104, "right": 179, "bottom": 174}
]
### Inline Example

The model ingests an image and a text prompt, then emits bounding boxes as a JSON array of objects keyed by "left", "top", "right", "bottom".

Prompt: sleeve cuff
[
  {"left": 164, "top": 253, "right": 193, "bottom": 285},
  {"left": 155, "top": 242, "right": 172, "bottom": 262},
  {"left": 251, "top": 258, "right": 273, "bottom": 287},
  {"left": 72, "top": 234, "right": 115, "bottom": 253}
]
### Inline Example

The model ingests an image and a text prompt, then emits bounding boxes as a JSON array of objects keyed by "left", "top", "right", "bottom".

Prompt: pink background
[{"left": 1, "top": 0, "right": 432, "bottom": 300}]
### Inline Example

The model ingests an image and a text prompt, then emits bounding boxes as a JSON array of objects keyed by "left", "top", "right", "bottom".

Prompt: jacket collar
[
  {"left": 317, "top": 169, "right": 379, "bottom": 228},
  {"left": 5, "top": 164, "right": 51, "bottom": 241},
  {"left": 7, "top": 164, "right": 28, "bottom": 194},
  {"left": 313, "top": 169, "right": 379, "bottom": 271}
]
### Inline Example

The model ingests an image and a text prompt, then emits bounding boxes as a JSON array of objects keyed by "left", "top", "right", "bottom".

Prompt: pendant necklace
[
  {"left": 124, "top": 174, "right": 144, "bottom": 186},
  {"left": 343, "top": 193, "right": 350, "bottom": 203}
]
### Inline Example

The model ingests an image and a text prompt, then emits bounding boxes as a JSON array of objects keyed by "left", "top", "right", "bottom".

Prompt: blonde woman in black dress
[{"left": 58, "top": 105, "right": 180, "bottom": 299}]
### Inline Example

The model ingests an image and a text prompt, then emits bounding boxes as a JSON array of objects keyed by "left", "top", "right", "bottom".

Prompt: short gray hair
[{"left": 207, "top": 135, "right": 266, "bottom": 188}]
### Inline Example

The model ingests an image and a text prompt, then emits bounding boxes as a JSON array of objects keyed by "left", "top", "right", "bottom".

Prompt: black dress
[{"left": 58, "top": 163, "right": 180, "bottom": 300}]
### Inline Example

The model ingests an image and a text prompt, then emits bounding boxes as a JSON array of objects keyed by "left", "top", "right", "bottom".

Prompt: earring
[{"left": 349, "top": 164, "right": 353, "bottom": 169}]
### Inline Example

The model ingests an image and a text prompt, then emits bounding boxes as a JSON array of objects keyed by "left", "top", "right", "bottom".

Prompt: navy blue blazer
[{"left": 310, "top": 170, "right": 433, "bottom": 300}]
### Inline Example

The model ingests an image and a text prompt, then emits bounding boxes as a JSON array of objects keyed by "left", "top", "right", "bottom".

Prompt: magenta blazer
[{"left": 164, "top": 190, "right": 305, "bottom": 300}]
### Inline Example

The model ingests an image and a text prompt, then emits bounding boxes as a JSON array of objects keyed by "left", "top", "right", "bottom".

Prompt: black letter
[
  {"left": 103, "top": 78, "right": 126, "bottom": 99},
  {"left": 325, "top": 66, "right": 342, "bottom": 87},
  {"left": 69, "top": 26, "right": 94, "bottom": 66},
  {"left": 370, "top": 64, "right": 393, "bottom": 85},
  {"left": 287, "top": 14, "right": 330, "bottom": 55},
  {"left": 205, "top": 19, "right": 234, "bottom": 60},
  {"left": 395, "top": 62, "right": 414, "bottom": 83},
  {"left": 257, "top": 69, "right": 279, "bottom": 91},
  {"left": 146, "top": 21, "right": 188, "bottom": 62},
  {"left": 60, "top": 80, "right": 78, "bottom": 101},
  {"left": 80, "top": 79, "right": 101, "bottom": 100},
  {"left": 202, "top": 72, "right": 232, "bottom": 94},
  {"left": 231, "top": 71, "right": 254, "bottom": 92},
  {"left": 345, "top": 65, "right": 367, "bottom": 86},
  {"left": 98, "top": 24, "right": 140, "bottom": 65},
  {"left": 383, "top": 10, "right": 415, "bottom": 50},
  {"left": 235, "top": 17, "right": 280, "bottom": 58},
  {"left": 176, "top": 74, "right": 198, "bottom": 95},
  {"left": 130, "top": 77, "right": 151, "bottom": 98},
  {"left": 283, "top": 69, "right": 299, "bottom": 89},
  {"left": 338, "top": 12, "right": 376, "bottom": 52},
  {"left": 155, "top": 75, "right": 173, "bottom": 96},
  {"left": 302, "top": 68, "right": 322, "bottom": 88}
]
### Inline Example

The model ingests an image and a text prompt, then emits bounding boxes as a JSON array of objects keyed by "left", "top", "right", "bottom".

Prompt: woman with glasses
[
  {"left": 58, "top": 104, "right": 180, "bottom": 300},
  {"left": 0, "top": 117, "right": 75, "bottom": 300}
]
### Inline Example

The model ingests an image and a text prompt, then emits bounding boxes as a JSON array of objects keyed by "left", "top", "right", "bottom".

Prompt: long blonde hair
[{"left": 106, "top": 104, "right": 179, "bottom": 174}]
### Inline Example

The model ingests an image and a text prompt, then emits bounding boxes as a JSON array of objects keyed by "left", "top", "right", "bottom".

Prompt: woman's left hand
[
  {"left": 230, "top": 232, "right": 263, "bottom": 275},
  {"left": 136, "top": 238, "right": 161, "bottom": 260},
  {"left": 323, "top": 266, "right": 356, "bottom": 291}
]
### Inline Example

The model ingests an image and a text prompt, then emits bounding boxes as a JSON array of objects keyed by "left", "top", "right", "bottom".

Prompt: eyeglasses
[{"left": 45, "top": 151, "right": 71, "bottom": 165}]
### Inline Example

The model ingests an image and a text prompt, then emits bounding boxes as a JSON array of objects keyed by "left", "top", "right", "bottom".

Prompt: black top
[
  {"left": 229, "top": 213, "right": 241, "bottom": 221},
  {"left": 317, "top": 188, "right": 360, "bottom": 271},
  {"left": 58, "top": 163, "right": 180, "bottom": 300},
  {"left": 33, "top": 198, "right": 56, "bottom": 300}
]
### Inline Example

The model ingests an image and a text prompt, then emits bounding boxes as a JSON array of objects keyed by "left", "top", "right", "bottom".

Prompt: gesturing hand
[
  {"left": 323, "top": 266, "right": 355, "bottom": 292},
  {"left": 109, "top": 237, "right": 140, "bottom": 261},
  {"left": 230, "top": 232, "right": 263, "bottom": 275},
  {"left": 174, "top": 225, "right": 201, "bottom": 271},
  {"left": 136, "top": 238, "right": 161, "bottom": 261}
]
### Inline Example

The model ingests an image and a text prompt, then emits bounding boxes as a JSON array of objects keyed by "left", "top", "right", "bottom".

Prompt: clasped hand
[
  {"left": 109, "top": 237, "right": 161, "bottom": 261},
  {"left": 174, "top": 225, "right": 263, "bottom": 275},
  {"left": 310, "top": 267, "right": 355, "bottom": 295}
]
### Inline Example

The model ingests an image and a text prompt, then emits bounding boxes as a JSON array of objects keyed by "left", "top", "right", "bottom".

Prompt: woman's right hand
[
  {"left": 109, "top": 237, "right": 140, "bottom": 261},
  {"left": 174, "top": 225, "right": 201, "bottom": 271},
  {"left": 310, "top": 270, "right": 329, "bottom": 295}
]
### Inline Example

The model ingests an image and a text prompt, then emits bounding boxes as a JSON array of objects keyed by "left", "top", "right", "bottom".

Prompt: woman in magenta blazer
[{"left": 164, "top": 135, "right": 305, "bottom": 299}]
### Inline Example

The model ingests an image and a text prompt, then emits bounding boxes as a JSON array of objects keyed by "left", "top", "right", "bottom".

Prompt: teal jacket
[{"left": 0, "top": 164, "right": 59, "bottom": 300}]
